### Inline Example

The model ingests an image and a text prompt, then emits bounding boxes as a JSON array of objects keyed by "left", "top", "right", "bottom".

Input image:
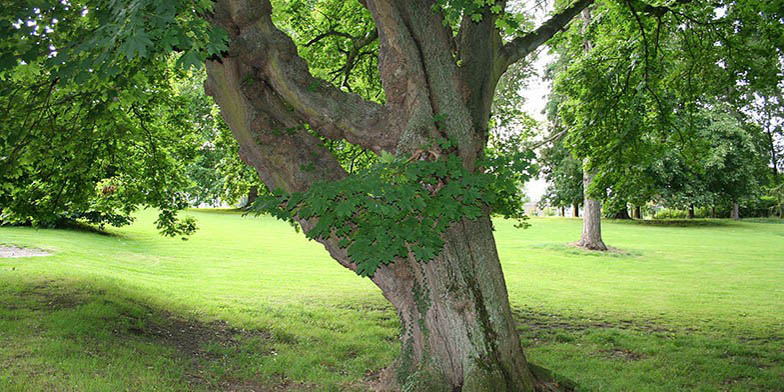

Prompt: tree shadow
[
  {"left": 616, "top": 219, "right": 731, "bottom": 227},
  {"left": 0, "top": 278, "right": 294, "bottom": 391}
]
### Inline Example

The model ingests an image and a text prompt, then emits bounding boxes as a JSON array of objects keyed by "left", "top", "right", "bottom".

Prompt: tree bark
[
  {"left": 573, "top": 204, "right": 579, "bottom": 218},
  {"left": 732, "top": 202, "right": 740, "bottom": 220},
  {"left": 561, "top": 206, "right": 565, "bottom": 217},
  {"left": 577, "top": 164, "right": 607, "bottom": 250},
  {"left": 633, "top": 206, "right": 642, "bottom": 219},
  {"left": 688, "top": 204, "right": 695, "bottom": 219},
  {"left": 203, "top": 0, "right": 593, "bottom": 389},
  {"left": 374, "top": 216, "right": 536, "bottom": 391},
  {"left": 245, "top": 185, "right": 258, "bottom": 207}
]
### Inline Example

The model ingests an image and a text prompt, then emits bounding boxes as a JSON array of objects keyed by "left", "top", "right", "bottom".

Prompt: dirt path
[{"left": 0, "top": 246, "right": 50, "bottom": 258}]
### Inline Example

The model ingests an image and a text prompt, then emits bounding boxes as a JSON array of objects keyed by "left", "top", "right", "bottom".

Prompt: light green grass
[{"left": 0, "top": 211, "right": 782, "bottom": 391}]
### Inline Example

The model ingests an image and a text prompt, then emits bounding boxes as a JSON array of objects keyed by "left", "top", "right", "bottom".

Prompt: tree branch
[
  {"left": 211, "top": 0, "right": 396, "bottom": 154},
  {"left": 500, "top": 0, "right": 594, "bottom": 71}
]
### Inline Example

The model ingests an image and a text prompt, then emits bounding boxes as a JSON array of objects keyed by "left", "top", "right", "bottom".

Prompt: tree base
[
  {"left": 373, "top": 361, "right": 576, "bottom": 392},
  {"left": 575, "top": 240, "right": 608, "bottom": 251}
]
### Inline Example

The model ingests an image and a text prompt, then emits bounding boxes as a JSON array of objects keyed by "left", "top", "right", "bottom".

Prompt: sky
[{"left": 519, "top": 50, "right": 554, "bottom": 205}]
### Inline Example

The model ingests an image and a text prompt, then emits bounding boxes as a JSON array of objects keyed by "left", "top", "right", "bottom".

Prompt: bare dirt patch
[
  {"left": 597, "top": 348, "right": 646, "bottom": 361},
  {"left": 0, "top": 246, "right": 51, "bottom": 258}
]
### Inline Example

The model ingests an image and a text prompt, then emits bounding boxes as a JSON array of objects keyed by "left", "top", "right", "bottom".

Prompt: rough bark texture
[
  {"left": 577, "top": 167, "right": 607, "bottom": 251},
  {"left": 732, "top": 202, "right": 740, "bottom": 220},
  {"left": 202, "top": 0, "right": 592, "bottom": 390},
  {"left": 245, "top": 185, "right": 258, "bottom": 207}
]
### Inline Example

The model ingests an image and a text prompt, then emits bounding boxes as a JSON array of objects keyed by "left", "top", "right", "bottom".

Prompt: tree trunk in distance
[
  {"left": 633, "top": 206, "right": 642, "bottom": 219},
  {"left": 712, "top": 206, "right": 716, "bottom": 218},
  {"left": 573, "top": 204, "right": 579, "bottom": 218},
  {"left": 688, "top": 204, "right": 695, "bottom": 219},
  {"left": 575, "top": 8, "right": 607, "bottom": 251},
  {"left": 577, "top": 160, "right": 608, "bottom": 250},
  {"left": 732, "top": 202, "right": 740, "bottom": 220},
  {"left": 612, "top": 204, "right": 630, "bottom": 219},
  {"left": 245, "top": 185, "right": 258, "bottom": 208},
  {"left": 561, "top": 206, "right": 566, "bottom": 217}
]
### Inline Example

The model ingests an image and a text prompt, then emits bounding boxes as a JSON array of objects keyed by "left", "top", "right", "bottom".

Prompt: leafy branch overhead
[{"left": 254, "top": 138, "right": 536, "bottom": 277}]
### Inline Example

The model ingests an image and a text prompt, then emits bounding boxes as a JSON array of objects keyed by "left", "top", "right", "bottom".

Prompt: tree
[
  {"left": 2, "top": 0, "right": 592, "bottom": 389},
  {"left": 538, "top": 137, "right": 584, "bottom": 216},
  {"left": 548, "top": 0, "right": 782, "bottom": 226},
  {"left": 4, "top": 0, "right": 780, "bottom": 390},
  {"left": 0, "top": 59, "right": 198, "bottom": 236},
  {"left": 202, "top": 1, "right": 590, "bottom": 388}
]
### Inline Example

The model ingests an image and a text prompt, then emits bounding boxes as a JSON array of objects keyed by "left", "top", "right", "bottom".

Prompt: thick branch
[
  {"left": 211, "top": 0, "right": 396, "bottom": 154},
  {"left": 457, "top": 4, "right": 507, "bottom": 134},
  {"left": 500, "top": 0, "right": 594, "bottom": 71}
]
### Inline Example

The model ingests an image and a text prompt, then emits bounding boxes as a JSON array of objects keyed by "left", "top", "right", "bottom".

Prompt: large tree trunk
[
  {"left": 203, "top": 0, "right": 593, "bottom": 389},
  {"left": 732, "top": 202, "right": 740, "bottom": 220},
  {"left": 374, "top": 216, "right": 536, "bottom": 391},
  {"left": 577, "top": 166, "right": 607, "bottom": 250}
]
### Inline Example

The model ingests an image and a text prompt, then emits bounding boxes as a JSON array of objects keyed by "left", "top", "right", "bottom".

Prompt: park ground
[{"left": 0, "top": 210, "right": 782, "bottom": 391}]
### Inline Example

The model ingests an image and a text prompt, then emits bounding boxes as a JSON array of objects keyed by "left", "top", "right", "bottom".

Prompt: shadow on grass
[
  {"left": 0, "top": 279, "right": 307, "bottom": 392},
  {"left": 612, "top": 219, "right": 731, "bottom": 227},
  {"left": 511, "top": 306, "right": 784, "bottom": 392}
]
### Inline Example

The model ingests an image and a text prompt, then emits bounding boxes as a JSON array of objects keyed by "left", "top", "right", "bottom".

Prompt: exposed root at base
[
  {"left": 529, "top": 363, "right": 577, "bottom": 392},
  {"left": 370, "top": 361, "right": 578, "bottom": 392}
]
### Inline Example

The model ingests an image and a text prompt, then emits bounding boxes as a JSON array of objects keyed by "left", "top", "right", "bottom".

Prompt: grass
[{"left": 0, "top": 210, "right": 782, "bottom": 391}]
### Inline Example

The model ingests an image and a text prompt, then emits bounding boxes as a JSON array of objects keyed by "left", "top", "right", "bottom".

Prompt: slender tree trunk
[
  {"left": 561, "top": 206, "right": 565, "bottom": 217},
  {"left": 688, "top": 204, "right": 695, "bottom": 219},
  {"left": 732, "top": 202, "right": 740, "bottom": 220},
  {"left": 712, "top": 206, "right": 716, "bottom": 218},
  {"left": 611, "top": 203, "right": 630, "bottom": 219},
  {"left": 577, "top": 165, "right": 607, "bottom": 250},
  {"left": 245, "top": 185, "right": 258, "bottom": 207},
  {"left": 764, "top": 96, "right": 779, "bottom": 175},
  {"left": 633, "top": 206, "right": 642, "bottom": 219}
]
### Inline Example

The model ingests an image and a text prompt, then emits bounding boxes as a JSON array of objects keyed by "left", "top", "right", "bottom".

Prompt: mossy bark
[{"left": 377, "top": 216, "right": 536, "bottom": 391}]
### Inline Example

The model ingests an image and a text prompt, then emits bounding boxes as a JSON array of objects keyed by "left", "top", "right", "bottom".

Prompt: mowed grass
[{"left": 0, "top": 210, "right": 782, "bottom": 391}]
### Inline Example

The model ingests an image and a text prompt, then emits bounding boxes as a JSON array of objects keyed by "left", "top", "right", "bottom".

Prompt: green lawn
[{"left": 1, "top": 210, "right": 782, "bottom": 391}]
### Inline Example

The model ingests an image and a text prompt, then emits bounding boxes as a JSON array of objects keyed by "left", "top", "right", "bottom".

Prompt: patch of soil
[
  {"left": 1, "top": 280, "right": 87, "bottom": 311},
  {"left": 0, "top": 246, "right": 51, "bottom": 258},
  {"left": 597, "top": 348, "right": 646, "bottom": 361},
  {"left": 565, "top": 242, "right": 634, "bottom": 256}
]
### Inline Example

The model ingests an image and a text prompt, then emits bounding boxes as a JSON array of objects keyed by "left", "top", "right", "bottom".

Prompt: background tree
[
  {"left": 547, "top": 0, "right": 782, "bottom": 225},
  {"left": 0, "top": 59, "right": 198, "bottom": 236}
]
